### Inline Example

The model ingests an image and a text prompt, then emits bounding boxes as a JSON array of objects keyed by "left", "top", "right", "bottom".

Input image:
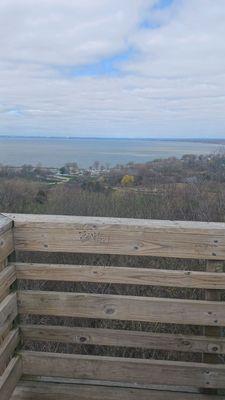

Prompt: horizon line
[{"left": 0, "top": 135, "right": 225, "bottom": 141}]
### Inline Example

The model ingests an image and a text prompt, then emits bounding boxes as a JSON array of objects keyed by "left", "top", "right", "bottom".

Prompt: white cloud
[
  {"left": 0, "top": 0, "right": 225, "bottom": 137},
  {"left": 0, "top": 0, "right": 151, "bottom": 65}
]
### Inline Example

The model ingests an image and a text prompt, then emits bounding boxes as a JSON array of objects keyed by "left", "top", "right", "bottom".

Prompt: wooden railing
[
  {"left": 1, "top": 213, "right": 225, "bottom": 399},
  {"left": 0, "top": 215, "right": 21, "bottom": 400}
]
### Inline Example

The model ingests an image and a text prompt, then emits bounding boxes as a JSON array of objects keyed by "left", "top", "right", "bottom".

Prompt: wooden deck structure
[{"left": 0, "top": 213, "right": 225, "bottom": 399}]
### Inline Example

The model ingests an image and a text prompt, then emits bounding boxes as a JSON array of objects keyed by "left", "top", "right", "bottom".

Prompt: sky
[{"left": 0, "top": 0, "right": 225, "bottom": 138}]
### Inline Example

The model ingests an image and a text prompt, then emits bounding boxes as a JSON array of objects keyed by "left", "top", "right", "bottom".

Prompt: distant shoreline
[{"left": 0, "top": 135, "right": 225, "bottom": 145}]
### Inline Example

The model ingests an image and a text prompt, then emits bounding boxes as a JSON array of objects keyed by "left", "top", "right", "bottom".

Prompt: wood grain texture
[
  {"left": 203, "top": 261, "right": 223, "bottom": 360},
  {"left": 0, "top": 215, "right": 13, "bottom": 236},
  {"left": 0, "top": 229, "right": 14, "bottom": 263},
  {"left": 0, "top": 293, "right": 18, "bottom": 338},
  {"left": 0, "top": 266, "right": 16, "bottom": 301},
  {"left": 0, "top": 259, "right": 8, "bottom": 273},
  {"left": 20, "top": 324, "right": 225, "bottom": 355},
  {"left": 18, "top": 290, "right": 225, "bottom": 326},
  {"left": 0, "top": 357, "right": 22, "bottom": 400},
  {"left": 0, "top": 260, "right": 9, "bottom": 303},
  {"left": 11, "top": 380, "right": 222, "bottom": 400},
  {"left": 6, "top": 213, "right": 225, "bottom": 259},
  {"left": 20, "top": 351, "right": 225, "bottom": 389},
  {"left": 201, "top": 261, "right": 223, "bottom": 395},
  {"left": 0, "top": 329, "right": 19, "bottom": 375},
  {"left": 15, "top": 262, "right": 225, "bottom": 289}
]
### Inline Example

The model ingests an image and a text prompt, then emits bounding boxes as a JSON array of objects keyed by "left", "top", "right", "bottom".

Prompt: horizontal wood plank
[
  {"left": 0, "top": 329, "right": 19, "bottom": 375},
  {"left": 0, "top": 357, "right": 22, "bottom": 400},
  {"left": 0, "top": 293, "right": 18, "bottom": 338},
  {"left": 6, "top": 213, "right": 225, "bottom": 259},
  {"left": 0, "top": 229, "right": 14, "bottom": 263},
  {"left": 0, "top": 266, "right": 16, "bottom": 301},
  {"left": 15, "top": 263, "right": 225, "bottom": 289},
  {"left": 20, "top": 324, "right": 225, "bottom": 354},
  {"left": 20, "top": 351, "right": 225, "bottom": 388},
  {"left": 11, "top": 380, "right": 222, "bottom": 400},
  {"left": 18, "top": 290, "right": 225, "bottom": 326}
]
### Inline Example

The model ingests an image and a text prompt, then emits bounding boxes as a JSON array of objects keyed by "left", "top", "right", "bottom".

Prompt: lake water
[{"left": 0, "top": 137, "right": 223, "bottom": 168}]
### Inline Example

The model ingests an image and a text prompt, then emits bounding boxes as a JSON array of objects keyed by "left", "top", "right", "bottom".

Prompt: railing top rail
[
  {"left": 4, "top": 213, "right": 225, "bottom": 259},
  {"left": 4, "top": 213, "right": 225, "bottom": 231}
]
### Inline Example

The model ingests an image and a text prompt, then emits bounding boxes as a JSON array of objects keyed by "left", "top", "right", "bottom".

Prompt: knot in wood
[
  {"left": 77, "top": 336, "right": 89, "bottom": 343},
  {"left": 104, "top": 304, "right": 116, "bottom": 315},
  {"left": 181, "top": 340, "right": 191, "bottom": 347}
]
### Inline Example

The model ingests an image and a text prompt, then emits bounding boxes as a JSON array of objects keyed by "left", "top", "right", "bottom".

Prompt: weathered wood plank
[
  {"left": 20, "top": 324, "right": 225, "bottom": 355},
  {"left": 20, "top": 351, "right": 225, "bottom": 388},
  {"left": 0, "top": 318, "right": 16, "bottom": 346},
  {"left": 12, "top": 375, "right": 212, "bottom": 393},
  {"left": 0, "top": 259, "right": 8, "bottom": 273},
  {"left": 0, "top": 329, "right": 19, "bottom": 375},
  {"left": 0, "top": 262, "right": 9, "bottom": 303},
  {"left": 18, "top": 290, "right": 225, "bottom": 326},
  {"left": 201, "top": 261, "right": 223, "bottom": 395},
  {"left": 15, "top": 262, "right": 225, "bottom": 289},
  {"left": 0, "top": 266, "right": 16, "bottom": 301},
  {"left": 6, "top": 213, "right": 225, "bottom": 259},
  {"left": 0, "top": 357, "right": 22, "bottom": 400},
  {"left": 0, "top": 293, "right": 18, "bottom": 338},
  {"left": 11, "top": 380, "right": 222, "bottom": 400},
  {"left": 7, "top": 213, "right": 225, "bottom": 231},
  {"left": 0, "top": 230, "right": 14, "bottom": 263},
  {"left": 203, "top": 261, "right": 223, "bottom": 358},
  {"left": 0, "top": 215, "right": 13, "bottom": 236}
]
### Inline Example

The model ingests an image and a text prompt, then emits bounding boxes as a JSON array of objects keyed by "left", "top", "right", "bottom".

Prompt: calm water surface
[{"left": 0, "top": 138, "right": 223, "bottom": 168}]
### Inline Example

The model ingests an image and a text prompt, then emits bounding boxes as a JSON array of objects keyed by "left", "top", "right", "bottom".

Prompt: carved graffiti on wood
[{"left": 78, "top": 230, "right": 109, "bottom": 244}]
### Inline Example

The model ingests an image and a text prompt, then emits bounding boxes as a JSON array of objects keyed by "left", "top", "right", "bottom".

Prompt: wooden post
[
  {"left": 0, "top": 215, "right": 14, "bottom": 336},
  {"left": 201, "top": 260, "right": 224, "bottom": 395}
]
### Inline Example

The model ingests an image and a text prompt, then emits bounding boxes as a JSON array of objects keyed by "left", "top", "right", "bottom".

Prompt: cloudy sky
[{"left": 0, "top": 0, "right": 225, "bottom": 138}]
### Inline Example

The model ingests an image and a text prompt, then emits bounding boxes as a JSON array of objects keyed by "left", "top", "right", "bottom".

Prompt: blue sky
[
  {"left": 57, "top": 48, "right": 135, "bottom": 78},
  {"left": 0, "top": 0, "right": 225, "bottom": 138}
]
